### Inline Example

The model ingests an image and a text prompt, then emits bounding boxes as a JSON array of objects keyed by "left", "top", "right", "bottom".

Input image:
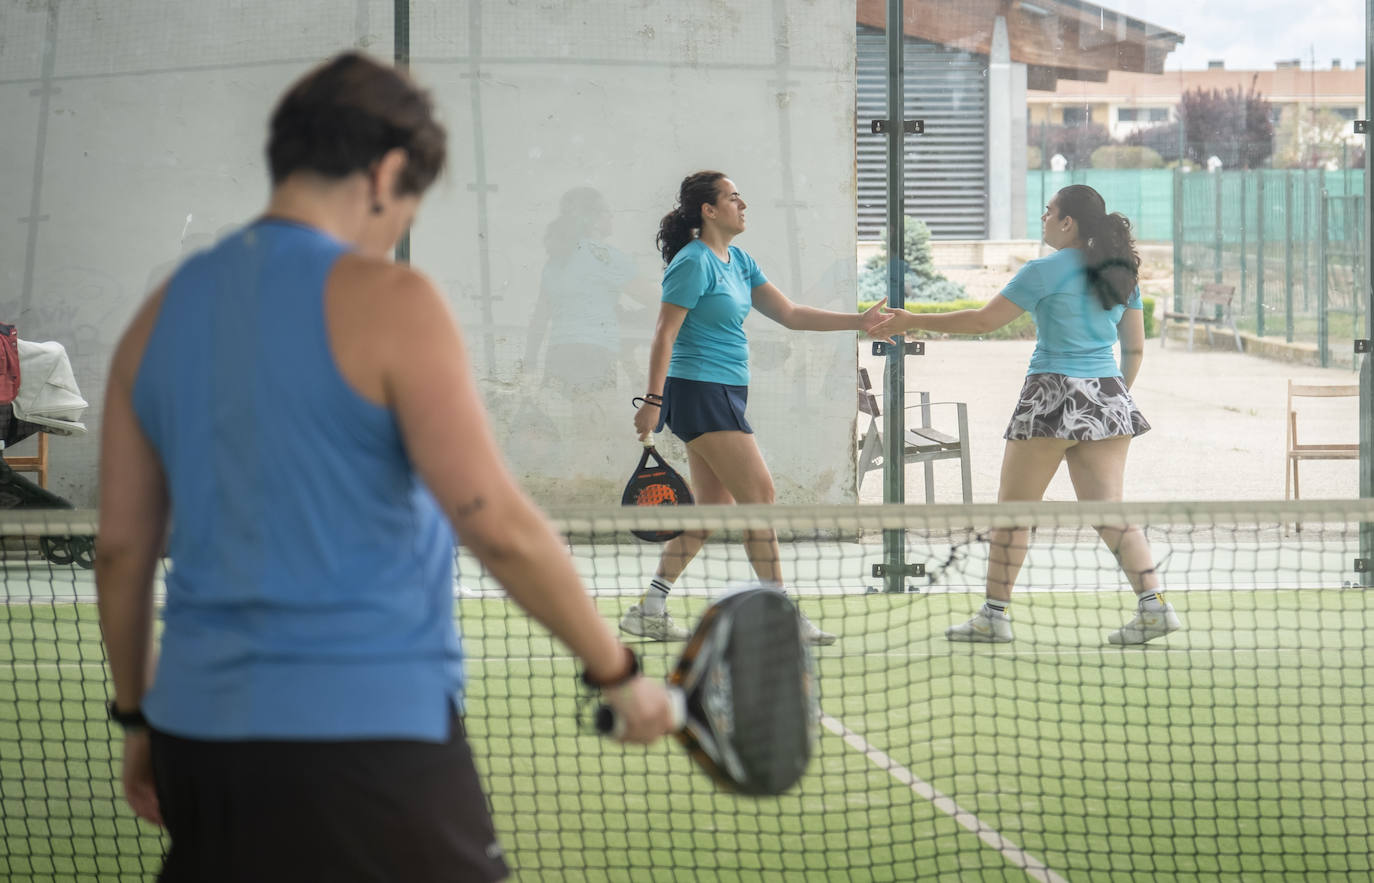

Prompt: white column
[{"left": 987, "top": 15, "right": 1028, "bottom": 240}]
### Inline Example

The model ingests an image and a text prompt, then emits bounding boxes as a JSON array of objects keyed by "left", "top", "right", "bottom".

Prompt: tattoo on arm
[{"left": 452, "top": 496, "right": 486, "bottom": 522}]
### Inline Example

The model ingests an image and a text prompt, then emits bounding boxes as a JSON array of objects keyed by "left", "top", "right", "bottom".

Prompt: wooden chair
[
  {"left": 1161, "top": 283, "right": 1242, "bottom": 352},
  {"left": 1285, "top": 380, "right": 1358, "bottom": 507},
  {"left": 2, "top": 433, "right": 49, "bottom": 488},
  {"left": 857, "top": 368, "right": 972, "bottom": 503}
]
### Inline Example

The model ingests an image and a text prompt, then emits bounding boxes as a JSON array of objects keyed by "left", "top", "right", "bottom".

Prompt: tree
[
  {"left": 1028, "top": 121, "right": 1114, "bottom": 169},
  {"left": 857, "top": 218, "right": 966, "bottom": 304},
  {"left": 1178, "top": 78, "right": 1274, "bottom": 169},
  {"left": 1122, "top": 121, "right": 1185, "bottom": 164},
  {"left": 1272, "top": 106, "right": 1365, "bottom": 169}
]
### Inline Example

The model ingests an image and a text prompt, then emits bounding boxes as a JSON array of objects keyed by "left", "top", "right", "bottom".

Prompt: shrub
[
  {"left": 1090, "top": 145, "right": 1165, "bottom": 169},
  {"left": 857, "top": 218, "right": 967, "bottom": 305},
  {"left": 855, "top": 294, "right": 1159, "bottom": 341}
]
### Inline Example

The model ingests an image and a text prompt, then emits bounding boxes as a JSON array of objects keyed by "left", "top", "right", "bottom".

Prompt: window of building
[
  {"left": 1333, "top": 106, "right": 1359, "bottom": 120},
  {"left": 1063, "top": 106, "right": 1091, "bottom": 125},
  {"left": 1119, "top": 107, "right": 1169, "bottom": 123}
]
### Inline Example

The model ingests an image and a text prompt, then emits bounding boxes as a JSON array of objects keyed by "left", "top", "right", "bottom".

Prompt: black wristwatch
[
  {"left": 580, "top": 647, "right": 641, "bottom": 690},
  {"left": 107, "top": 701, "right": 149, "bottom": 732}
]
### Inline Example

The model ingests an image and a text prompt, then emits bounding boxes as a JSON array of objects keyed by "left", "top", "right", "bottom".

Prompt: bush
[
  {"left": 856, "top": 299, "right": 1035, "bottom": 340},
  {"left": 856, "top": 294, "right": 1159, "bottom": 341},
  {"left": 857, "top": 218, "right": 967, "bottom": 305},
  {"left": 1027, "top": 122, "right": 1114, "bottom": 169},
  {"left": 1091, "top": 145, "right": 1165, "bottom": 169}
]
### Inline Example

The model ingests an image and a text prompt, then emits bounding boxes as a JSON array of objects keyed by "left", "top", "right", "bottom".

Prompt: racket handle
[{"left": 595, "top": 686, "right": 687, "bottom": 739}]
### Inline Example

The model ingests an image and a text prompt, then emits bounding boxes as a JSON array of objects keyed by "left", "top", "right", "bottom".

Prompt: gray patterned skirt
[{"left": 1004, "top": 373, "right": 1151, "bottom": 441}]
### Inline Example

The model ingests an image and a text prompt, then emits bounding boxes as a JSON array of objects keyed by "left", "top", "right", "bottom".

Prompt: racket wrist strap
[
  {"left": 107, "top": 701, "right": 149, "bottom": 733},
  {"left": 581, "top": 646, "right": 641, "bottom": 690}
]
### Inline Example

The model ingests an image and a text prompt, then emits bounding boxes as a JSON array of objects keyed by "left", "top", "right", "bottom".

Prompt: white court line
[{"left": 819, "top": 712, "right": 1069, "bottom": 883}]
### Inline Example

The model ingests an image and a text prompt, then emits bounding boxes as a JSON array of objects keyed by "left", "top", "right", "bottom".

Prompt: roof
[
  {"left": 1028, "top": 67, "right": 1366, "bottom": 104},
  {"left": 856, "top": 0, "right": 1185, "bottom": 86}
]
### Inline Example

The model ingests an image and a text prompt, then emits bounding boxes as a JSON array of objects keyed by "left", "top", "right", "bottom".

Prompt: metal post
[
  {"left": 1239, "top": 173, "right": 1248, "bottom": 310},
  {"left": 1214, "top": 171, "right": 1224, "bottom": 285},
  {"left": 1319, "top": 190, "right": 1330, "bottom": 368},
  {"left": 1257, "top": 171, "right": 1266, "bottom": 337},
  {"left": 882, "top": 0, "right": 907, "bottom": 593},
  {"left": 1172, "top": 167, "right": 1183, "bottom": 317},
  {"left": 393, "top": 0, "right": 411, "bottom": 264},
  {"left": 1304, "top": 169, "right": 1311, "bottom": 311},
  {"left": 1285, "top": 172, "right": 1294, "bottom": 342},
  {"left": 1362, "top": 0, "right": 1373, "bottom": 585}
]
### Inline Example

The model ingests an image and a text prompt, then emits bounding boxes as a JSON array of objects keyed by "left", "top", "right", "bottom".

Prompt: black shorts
[
  {"left": 656, "top": 377, "right": 753, "bottom": 443},
  {"left": 150, "top": 708, "right": 508, "bottom": 883}
]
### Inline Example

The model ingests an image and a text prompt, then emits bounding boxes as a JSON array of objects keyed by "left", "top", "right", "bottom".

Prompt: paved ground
[{"left": 857, "top": 338, "right": 1363, "bottom": 505}]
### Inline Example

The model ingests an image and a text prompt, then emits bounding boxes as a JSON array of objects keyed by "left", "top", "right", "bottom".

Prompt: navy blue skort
[{"left": 656, "top": 377, "right": 753, "bottom": 443}]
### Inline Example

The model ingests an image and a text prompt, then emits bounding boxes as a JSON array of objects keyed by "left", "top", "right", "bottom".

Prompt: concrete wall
[{"left": 0, "top": 1, "right": 859, "bottom": 507}]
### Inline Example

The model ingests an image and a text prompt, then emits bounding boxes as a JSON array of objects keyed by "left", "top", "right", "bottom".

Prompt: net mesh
[{"left": 3, "top": 501, "right": 1372, "bottom": 881}]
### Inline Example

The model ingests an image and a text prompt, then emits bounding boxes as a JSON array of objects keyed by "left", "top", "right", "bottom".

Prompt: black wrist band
[
  {"left": 107, "top": 701, "right": 148, "bottom": 732},
  {"left": 632, "top": 396, "right": 661, "bottom": 409},
  {"left": 581, "top": 647, "right": 641, "bottom": 690}
]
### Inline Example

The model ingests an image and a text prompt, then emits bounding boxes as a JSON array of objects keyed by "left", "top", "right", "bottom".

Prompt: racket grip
[{"left": 595, "top": 686, "right": 687, "bottom": 739}]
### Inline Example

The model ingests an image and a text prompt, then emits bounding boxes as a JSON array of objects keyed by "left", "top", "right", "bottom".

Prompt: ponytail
[
  {"left": 656, "top": 170, "right": 726, "bottom": 265},
  {"left": 1054, "top": 184, "right": 1139, "bottom": 309}
]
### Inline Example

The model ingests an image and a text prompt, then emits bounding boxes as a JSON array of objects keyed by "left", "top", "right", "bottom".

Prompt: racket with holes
[
  {"left": 620, "top": 441, "right": 693, "bottom": 542},
  {"left": 596, "top": 586, "right": 818, "bottom": 796}
]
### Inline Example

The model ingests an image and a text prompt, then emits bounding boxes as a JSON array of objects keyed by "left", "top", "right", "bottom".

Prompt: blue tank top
[{"left": 133, "top": 219, "right": 463, "bottom": 742}]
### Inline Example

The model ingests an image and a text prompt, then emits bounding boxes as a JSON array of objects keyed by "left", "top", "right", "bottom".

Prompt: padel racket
[
  {"left": 620, "top": 441, "right": 693, "bottom": 542},
  {"left": 597, "top": 586, "right": 818, "bottom": 796}
]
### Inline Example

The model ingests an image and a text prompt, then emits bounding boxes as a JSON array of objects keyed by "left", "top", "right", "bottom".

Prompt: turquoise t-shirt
[
  {"left": 662, "top": 239, "right": 767, "bottom": 385},
  {"left": 1000, "top": 247, "right": 1142, "bottom": 378}
]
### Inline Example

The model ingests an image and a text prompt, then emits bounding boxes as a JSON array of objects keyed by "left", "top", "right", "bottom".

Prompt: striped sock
[
  {"left": 1137, "top": 590, "right": 1165, "bottom": 612},
  {"left": 982, "top": 599, "right": 1009, "bottom": 618},
  {"left": 642, "top": 577, "right": 673, "bottom": 615}
]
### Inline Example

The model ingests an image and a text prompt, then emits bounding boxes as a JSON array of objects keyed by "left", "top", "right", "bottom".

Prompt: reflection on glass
[{"left": 524, "top": 187, "right": 655, "bottom": 396}]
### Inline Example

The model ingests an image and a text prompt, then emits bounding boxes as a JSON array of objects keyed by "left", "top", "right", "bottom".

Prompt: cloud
[{"left": 1113, "top": 0, "right": 1365, "bottom": 70}]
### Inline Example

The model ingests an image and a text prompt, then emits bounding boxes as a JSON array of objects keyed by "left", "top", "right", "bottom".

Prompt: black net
[{"left": 4, "top": 501, "right": 1373, "bottom": 881}]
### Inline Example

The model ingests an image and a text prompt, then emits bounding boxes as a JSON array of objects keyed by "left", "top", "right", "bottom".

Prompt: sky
[{"left": 1112, "top": 0, "right": 1366, "bottom": 71}]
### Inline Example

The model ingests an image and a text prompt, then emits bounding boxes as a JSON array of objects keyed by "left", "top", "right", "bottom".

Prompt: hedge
[{"left": 858, "top": 296, "right": 1157, "bottom": 340}]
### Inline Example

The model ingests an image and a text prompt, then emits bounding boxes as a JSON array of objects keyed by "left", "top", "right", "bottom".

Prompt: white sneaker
[
  {"left": 619, "top": 604, "right": 689, "bottom": 642},
  {"left": 1108, "top": 603, "right": 1181, "bottom": 645},
  {"left": 797, "top": 607, "right": 837, "bottom": 646},
  {"left": 945, "top": 609, "right": 1014, "bottom": 643}
]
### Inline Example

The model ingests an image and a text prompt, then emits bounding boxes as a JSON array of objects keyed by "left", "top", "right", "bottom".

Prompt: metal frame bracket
[
  {"left": 1356, "top": 558, "right": 1370, "bottom": 573},
  {"left": 871, "top": 562, "right": 925, "bottom": 593},
  {"left": 871, "top": 119, "right": 925, "bottom": 135},
  {"left": 1355, "top": 339, "right": 1371, "bottom": 353},
  {"left": 872, "top": 340, "right": 924, "bottom": 357},
  {"left": 1355, "top": 120, "right": 1369, "bottom": 134}
]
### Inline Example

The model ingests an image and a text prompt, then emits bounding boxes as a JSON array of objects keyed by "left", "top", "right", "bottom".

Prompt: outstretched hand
[{"left": 858, "top": 298, "right": 900, "bottom": 341}]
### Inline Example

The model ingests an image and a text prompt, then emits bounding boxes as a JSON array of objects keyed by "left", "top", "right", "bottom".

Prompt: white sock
[
  {"left": 1137, "top": 590, "right": 1166, "bottom": 612},
  {"left": 641, "top": 577, "right": 672, "bottom": 615},
  {"left": 982, "top": 599, "right": 1009, "bottom": 618}
]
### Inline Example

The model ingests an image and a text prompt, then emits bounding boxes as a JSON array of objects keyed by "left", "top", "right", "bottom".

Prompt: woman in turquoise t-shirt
[
  {"left": 881, "top": 184, "right": 1180, "bottom": 646},
  {"left": 623, "top": 171, "right": 892, "bottom": 645}
]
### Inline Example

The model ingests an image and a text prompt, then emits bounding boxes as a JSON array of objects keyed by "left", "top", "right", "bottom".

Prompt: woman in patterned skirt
[{"left": 880, "top": 184, "right": 1180, "bottom": 645}]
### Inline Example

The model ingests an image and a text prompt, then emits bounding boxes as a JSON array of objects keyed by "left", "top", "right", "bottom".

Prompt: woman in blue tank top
[
  {"left": 881, "top": 185, "right": 1181, "bottom": 647},
  {"left": 95, "top": 52, "right": 673, "bottom": 882}
]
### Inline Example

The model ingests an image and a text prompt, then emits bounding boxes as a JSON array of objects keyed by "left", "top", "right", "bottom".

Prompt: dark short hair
[{"left": 266, "top": 52, "right": 446, "bottom": 196}]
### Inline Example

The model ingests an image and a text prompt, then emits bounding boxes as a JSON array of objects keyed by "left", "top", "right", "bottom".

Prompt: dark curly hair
[
  {"left": 1054, "top": 184, "right": 1140, "bottom": 309},
  {"left": 267, "top": 52, "right": 446, "bottom": 197},
  {"left": 656, "top": 171, "right": 727, "bottom": 265}
]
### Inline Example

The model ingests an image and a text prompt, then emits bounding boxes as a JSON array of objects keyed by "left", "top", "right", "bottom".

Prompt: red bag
[{"left": 0, "top": 324, "right": 20, "bottom": 405}]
